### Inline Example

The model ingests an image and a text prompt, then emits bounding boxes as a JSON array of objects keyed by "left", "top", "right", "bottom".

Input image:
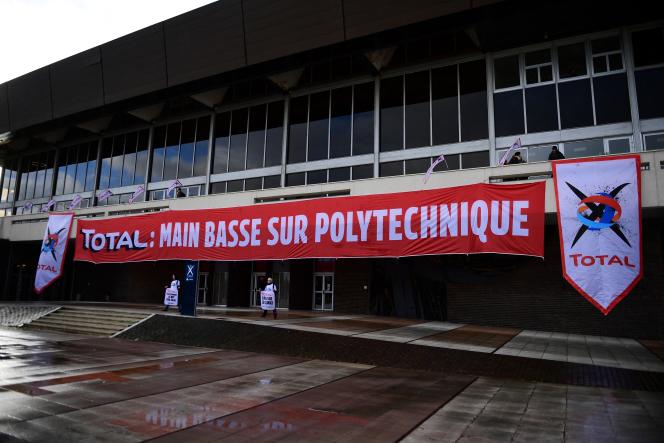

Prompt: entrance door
[
  {"left": 250, "top": 272, "right": 267, "bottom": 307},
  {"left": 197, "top": 272, "right": 209, "bottom": 305},
  {"left": 313, "top": 273, "right": 334, "bottom": 311}
]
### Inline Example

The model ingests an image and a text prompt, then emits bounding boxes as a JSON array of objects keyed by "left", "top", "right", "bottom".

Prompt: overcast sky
[{"left": 0, "top": 0, "right": 217, "bottom": 84}]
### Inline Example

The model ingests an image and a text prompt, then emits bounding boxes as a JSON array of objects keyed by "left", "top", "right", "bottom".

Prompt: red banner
[{"left": 74, "top": 182, "right": 545, "bottom": 263}]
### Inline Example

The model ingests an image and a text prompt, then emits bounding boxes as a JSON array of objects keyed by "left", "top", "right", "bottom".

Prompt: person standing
[
  {"left": 163, "top": 274, "right": 180, "bottom": 311},
  {"left": 508, "top": 151, "right": 524, "bottom": 164},
  {"left": 548, "top": 145, "right": 565, "bottom": 160},
  {"left": 261, "top": 277, "right": 278, "bottom": 319}
]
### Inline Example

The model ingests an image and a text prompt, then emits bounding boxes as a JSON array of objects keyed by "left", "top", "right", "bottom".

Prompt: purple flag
[
  {"left": 97, "top": 189, "right": 113, "bottom": 202},
  {"left": 68, "top": 195, "right": 82, "bottom": 210},
  {"left": 41, "top": 199, "right": 56, "bottom": 213},
  {"left": 167, "top": 179, "right": 183, "bottom": 196},
  {"left": 423, "top": 154, "right": 447, "bottom": 184},
  {"left": 128, "top": 185, "right": 145, "bottom": 204},
  {"left": 498, "top": 137, "right": 522, "bottom": 166},
  {"left": 22, "top": 202, "right": 34, "bottom": 213}
]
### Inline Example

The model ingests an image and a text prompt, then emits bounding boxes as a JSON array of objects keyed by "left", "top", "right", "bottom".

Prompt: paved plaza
[{"left": 1, "top": 321, "right": 663, "bottom": 442}]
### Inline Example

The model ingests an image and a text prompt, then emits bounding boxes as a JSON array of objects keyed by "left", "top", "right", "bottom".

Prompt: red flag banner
[{"left": 74, "top": 182, "right": 545, "bottom": 263}]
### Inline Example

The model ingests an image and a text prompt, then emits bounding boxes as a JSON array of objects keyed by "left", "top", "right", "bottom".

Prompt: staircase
[{"left": 26, "top": 306, "right": 151, "bottom": 336}]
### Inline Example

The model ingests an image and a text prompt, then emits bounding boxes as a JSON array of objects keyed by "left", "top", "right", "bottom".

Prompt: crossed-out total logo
[
  {"left": 185, "top": 264, "right": 196, "bottom": 281},
  {"left": 566, "top": 181, "right": 635, "bottom": 269},
  {"left": 41, "top": 227, "right": 65, "bottom": 262}
]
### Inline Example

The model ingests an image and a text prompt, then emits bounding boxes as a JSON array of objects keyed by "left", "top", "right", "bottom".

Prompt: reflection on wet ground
[{"left": 0, "top": 327, "right": 663, "bottom": 442}]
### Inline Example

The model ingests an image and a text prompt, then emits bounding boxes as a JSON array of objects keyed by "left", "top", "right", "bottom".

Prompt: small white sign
[
  {"left": 260, "top": 291, "right": 275, "bottom": 310},
  {"left": 164, "top": 288, "right": 179, "bottom": 306}
]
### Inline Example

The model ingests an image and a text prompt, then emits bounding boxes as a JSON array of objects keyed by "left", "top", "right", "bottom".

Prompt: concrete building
[{"left": 1, "top": 0, "right": 663, "bottom": 338}]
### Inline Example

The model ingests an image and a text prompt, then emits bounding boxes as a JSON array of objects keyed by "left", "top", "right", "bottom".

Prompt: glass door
[
  {"left": 197, "top": 272, "right": 209, "bottom": 305},
  {"left": 313, "top": 273, "right": 334, "bottom": 311},
  {"left": 250, "top": 272, "right": 266, "bottom": 307}
]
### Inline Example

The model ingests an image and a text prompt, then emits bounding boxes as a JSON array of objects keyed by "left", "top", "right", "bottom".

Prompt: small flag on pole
[
  {"left": 167, "top": 179, "right": 183, "bottom": 197},
  {"left": 498, "top": 137, "right": 522, "bottom": 166},
  {"left": 97, "top": 189, "right": 113, "bottom": 202},
  {"left": 68, "top": 195, "right": 82, "bottom": 210},
  {"left": 423, "top": 154, "right": 448, "bottom": 184},
  {"left": 128, "top": 185, "right": 145, "bottom": 204}
]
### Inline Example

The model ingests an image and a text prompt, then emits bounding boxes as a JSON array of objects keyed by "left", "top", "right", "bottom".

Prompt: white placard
[
  {"left": 260, "top": 290, "right": 275, "bottom": 310},
  {"left": 164, "top": 288, "right": 179, "bottom": 306}
]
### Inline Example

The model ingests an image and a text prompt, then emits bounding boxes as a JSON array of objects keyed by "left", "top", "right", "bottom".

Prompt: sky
[{"left": 0, "top": 0, "right": 217, "bottom": 84}]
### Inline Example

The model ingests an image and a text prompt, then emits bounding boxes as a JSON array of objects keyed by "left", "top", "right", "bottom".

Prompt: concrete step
[
  {"left": 27, "top": 322, "right": 112, "bottom": 336},
  {"left": 32, "top": 315, "right": 135, "bottom": 330},
  {"left": 47, "top": 311, "right": 144, "bottom": 325},
  {"left": 25, "top": 306, "right": 150, "bottom": 336},
  {"left": 59, "top": 307, "right": 147, "bottom": 319},
  {"left": 29, "top": 317, "right": 121, "bottom": 333}
]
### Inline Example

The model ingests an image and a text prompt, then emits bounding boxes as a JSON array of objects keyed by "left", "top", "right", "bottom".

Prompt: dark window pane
[
  {"left": 109, "top": 136, "right": 124, "bottom": 188},
  {"left": 525, "top": 85, "right": 558, "bottom": 132},
  {"left": 635, "top": 67, "right": 664, "bottom": 119},
  {"left": 134, "top": 130, "right": 149, "bottom": 185},
  {"left": 558, "top": 79, "right": 594, "bottom": 129},
  {"left": 593, "top": 74, "right": 630, "bottom": 124},
  {"left": 213, "top": 113, "right": 230, "bottom": 173},
  {"left": 432, "top": 65, "right": 458, "bottom": 144},
  {"left": 351, "top": 164, "right": 372, "bottom": 180},
  {"left": 286, "top": 172, "right": 305, "bottom": 187},
  {"left": 592, "top": 36, "right": 620, "bottom": 54},
  {"left": 150, "top": 126, "right": 166, "bottom": 182},
  {"left": 64, "top": 149, "right": 76, "bottom": 194},
  {"left": 193, "top": 117, "right": 210, "bottom": 177},
  {"left": 55, "top": 152, "right": 67, "bottom": 195},
  {"left": 265, "top": 101, "right": 284, "bottom": 167},
  {"left": 120, "top": 132, "right": 136, "bottom": 187},
  {"left": 245, "top": 177, "right": 262, "bottom": 190},
  {"left": 379, "top": 161, "right": 403, "bottom": 177},
  {"left": 525, "top": 68, "right": 539, "bottom": 84},
  {"left": 593, "top": 56, "right": 607, "bottom": 74},
  {"left": 210, "top": 182, "right": 226, "bottom": 194},
  {"left": 307, "top": 169, "right": 327, "bottom": 184},
  {"left": 525, "top": 49, "right": 550, "bottom": 66},
  {"left": 380, "top": 76, "right": 404, "bottom": 151},
  {"left": 288, "top": 96, "right": 308, "bottom": 163},
  {"left": 558, "top": 43, "right": 587, "bottom": 78},
  {"left": 178, "top": 119, "right": 196, "bottom": 178},
  {"left": 405, "top": 70, "right": 430, "bottom": 149},
  {"left": 163, "top": 123, "right": 181, "bottom": 180},
  {"left": 433, "top": 153, "right": 459, "bottom": 170},
  {"left": 494, "top": 90, "right": 525, "bottom": 137},
  {"left": 644, "top": 133, "right": 664, "bottom": 151},
  {"left": 632, "top": 28, "right": 664, "bottom": 67},
  {"left": 608, "top": 53, "right": 623, "bottom": 71},
  {"left": 85, "top": 147, "right": 97, "bottom": 191},
  {"left": 564, "top": 139, "right": 604, "bottom": 158},
  {"left": 462, "top": 151, "right": 490, "bottom": 168},
  {"left": 263, "top": 175, "right": 281, "bottom": 189},
  {"left": 352, "top": 82, "right": 374, "bottom": 155},
  {"left": 494, "top": 55, "right": 520, "bottom": 89},
  {"left": 459, "top": 60, "right": 488, "bottom": 141},
  {"left": 330, "top": 87, "right": 352, "bottom": 158},
  {"left": 246, "top": 104, "right": 267, "bottom": 170},
  {"left": 228, "top": 108, "right": 248, "bottom": 172},
  {"left": 608, "top": 138, "right": 630, "bottom": 154},
  {"left": 308, "top": 91, "right": 330, "bottom": 161},
  {"left": 540, "top": 66, "right": 553, "bottom": 82},
  {"left": 227, "top": 180, "right": 243, "bottom": 192},
  {"left": 405, "top": 157, "right": 431, "bottom": 174},
  {"left": 330, "top": 166, "right": 351, "bottom": 182}
]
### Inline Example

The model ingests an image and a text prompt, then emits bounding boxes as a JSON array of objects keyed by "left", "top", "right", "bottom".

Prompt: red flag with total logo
[{"left": 552, "top": 155, "right": 642, "bottom": 315}]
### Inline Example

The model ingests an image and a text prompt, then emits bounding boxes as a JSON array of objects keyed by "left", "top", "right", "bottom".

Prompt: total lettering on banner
[
  {"left": 552, "top": 154, "right": 642, "bottom": 315},
  {"left": 164, "top": 288, "right": 179, "bottom": 306},
  {"left": 260, "top": 291, "right": 276, "bottom": 310},
  {"left": 35, "top": 213, "right": 74, "bottom": 293}
]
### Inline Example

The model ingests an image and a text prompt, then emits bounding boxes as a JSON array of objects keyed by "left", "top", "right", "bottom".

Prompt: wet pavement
[{"left": 1, "top": 326, "right": 663, "bottom": 442}]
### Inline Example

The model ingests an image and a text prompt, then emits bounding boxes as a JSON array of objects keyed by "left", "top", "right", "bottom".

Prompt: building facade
[{"left": 1, "top": 0, "right": 663, "bottom": 338}]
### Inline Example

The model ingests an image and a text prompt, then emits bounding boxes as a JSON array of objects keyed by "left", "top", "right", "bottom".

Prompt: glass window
[
  {"left": 307, "top": 169, "right": 327, "bottom": 184},
  {"left": 432, "top": 65, "right": 458, "bottom": 144},
  {"left": 151, "top": 189, "right": 165, "bottom": 201},
  {"left": 163, "top": 123, "right": 180, "bottom": 180},
  {"left": 591, "top": 36, "right": 623, "bottom": 74},
  {"left": 497, "top": 147, "right": 527, "bottom": 164},
  {"left": 1, "top": 160, "right": 18, "bottom": 202},
  {"left": 308, "top": 91, "right": 330, "bottom": 161},
  {"left": 557, "top": 42, "right": 587, "bottom": 79},
  {"left": 351, "top": 164, "right": 372, "bottom": 180},
  {"left": 607, "top": 138, "right": 630, "bottom": 154},
  {"left": 288, "top": 96, "right": 308, "bottom": 163},
  {"left": 245, "top": 177, "right": 262, "bottom": 191},
  {"left": 525, "top": 85, "right": 558, "bottom": 132},
  {"left": 263, "top": 175, "right": 281, "bottom": 189},
  {"left": 494, "top": 55, "right": 520, "bottom": 89},
  {"left": 525, "top": 49, "right": 553, "bottom": 85},
  {"left": 564, "top": 139, "right": 604, "bottom": 158},
  {"left": 228, "top": 108, "right": 248, "bottom": 172},
  {"left": 405, "top": 70, "right": 430, "bottom": 149},
  {"left": 558, "top": 79, "right": 594, "bottom": 129},
  {"left": 462, "top": 151, "right": 490, "bottom": 168},
  {"left": 213, "top": 112, "right": 230, "bottom": 174},
  {"left": 527, "top": 146, "right": 552, "bottom": 162},
  {"left": 380, "top": 76, "right": 404, "bottom": 151},
  {"left": 17, "top": 170, "right": 27, "bottom": 201},
  {"left": 405, "top": 157, "right": 431, "bottom": 174},
  {"left": 286, "top": 172, "right": 305, "bottom": 187},
  {"left": 494, "top": 90, "right": 524, "bottom": 137},
  {"left": 352, "top": 82, "right": 374, "bottom": 155},
  {"left": 433, "top": 153, "right": 459, "bottom": 170},
  {"left": 379, "top": 161, "right": 403, "bottom": 177},
  {"left": 644, "top": 133, "right": 664, "bottom": 151},
  {"left": 593, "top": 74, "right": 630, "bottom": 124},
  {"left": 330, "top": 87, "right": 352, "bottom": 158},
  {"left": 64, "top": 146, "right": 78, "bottom": 194},
  {"left": 192, "top": 118, "right": 209, "bottom": 177},
  {"left": 131, "top": 130, "right": 147, "bottom": 186},
  {"left": 178, "top": 119, "right": 196, "bottom": 178},
  {"left": 150, "top": 126, "right": 166, "bottom": 182},
  {"left": 227, "top": 179, "right": 244, "bottom": 192},
  {"left": 210, "top": 182, "right": 226, "bottom": 194},
  {"left": 635, "top": 67, "right": 664, "bottom": 119},
  {"left": 632, "top": 28, "right": 664, "bottom": 68},
  {"left": 459, "top": 60, "right": 488, "bottom": 141},
  {"left": 246, "top": 104, "right": 267, "bottom": 170},
  {"left": 330, "top": 167, "right": 351, "bottom": 182},
  {"left": 121, "top": 132, "right": 137, "bottom": 187},
  {"left": 265, "top": 101, "right": 284, "bottom": 167}
]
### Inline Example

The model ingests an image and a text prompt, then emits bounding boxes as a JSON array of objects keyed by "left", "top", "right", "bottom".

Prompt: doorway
[
  {"left": 197, "top": 272, "right": 209, "bottom": 305},
  {"left": 250, "top": 272, "right": 267, "bottom": 307},
  {"left": 313, "top": 273, "right": 334, "bottom": 311}
]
